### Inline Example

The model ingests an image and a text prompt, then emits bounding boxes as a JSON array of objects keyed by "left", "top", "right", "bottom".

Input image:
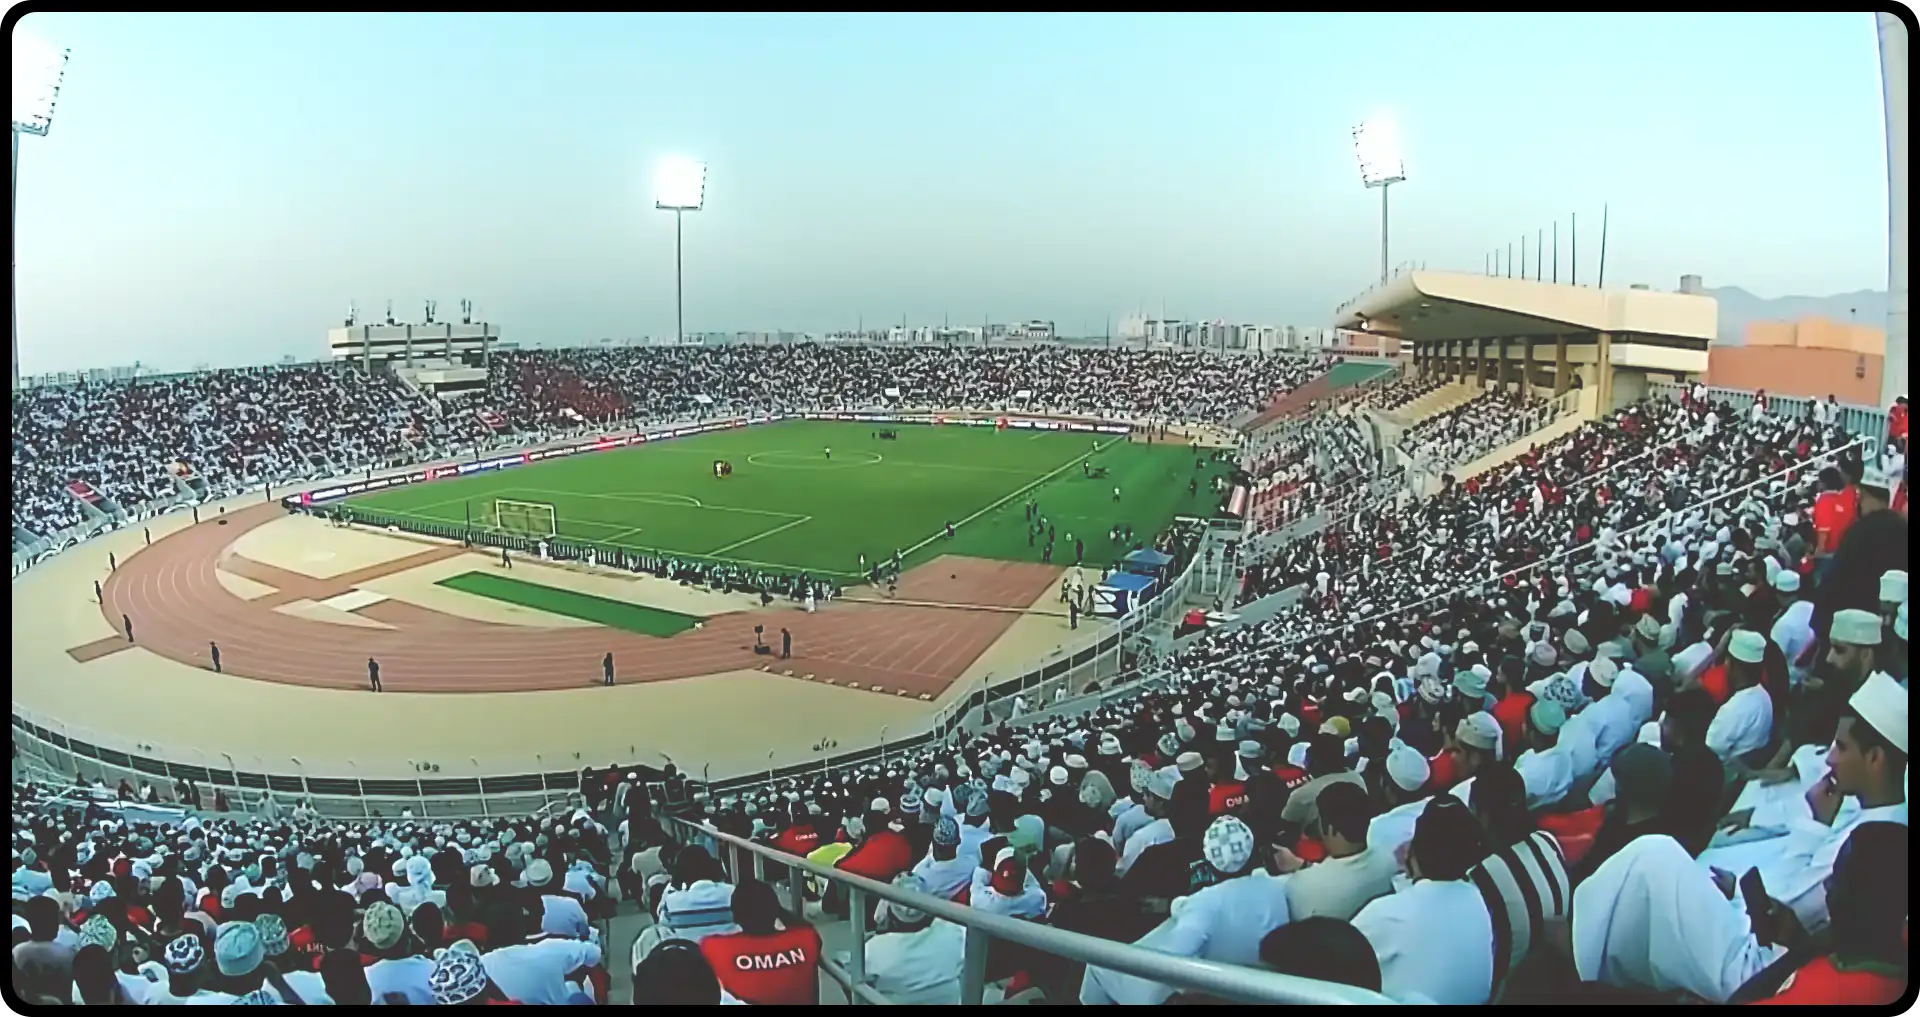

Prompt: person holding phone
[
  {"left": 1732, "top": 822, "right": 1908, "bottom": 1005},
  {"left": 1699, "top": 672, "right": 1907, "bottom": 937}
]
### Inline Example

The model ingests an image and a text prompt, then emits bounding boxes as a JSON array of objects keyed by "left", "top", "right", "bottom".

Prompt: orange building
[{"left": 1706, "top": 316, "right": 1884, "bottom": 404}]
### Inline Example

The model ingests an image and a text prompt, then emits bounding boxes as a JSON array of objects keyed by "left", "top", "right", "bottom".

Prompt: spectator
[
  {"left": 698, "top": 879, "right": 821, "bottom": 1006},
  {"left": 1351, "top": 797, "right": 1495, "bottom": 1005}
]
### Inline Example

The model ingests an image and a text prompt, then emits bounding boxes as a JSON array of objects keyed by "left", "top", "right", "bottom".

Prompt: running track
[{"left": 78, "top": 503, "right": 1061, "bottom": 697}]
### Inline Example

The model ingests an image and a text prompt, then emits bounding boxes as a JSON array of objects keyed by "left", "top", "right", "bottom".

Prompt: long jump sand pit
[
  {"left": 229, "top": 513, "right": 436, "bottom": 580},
  {"left": 274, "top": 598, "right": 396, "bottom": 630},
  {"left": 216, "top": 569, "right": 280, "bottom": 601}
]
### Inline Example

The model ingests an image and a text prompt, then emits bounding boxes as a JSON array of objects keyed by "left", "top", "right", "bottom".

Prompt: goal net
[{"left": 493, "top": 499, "right": 558, "bottom": 539}]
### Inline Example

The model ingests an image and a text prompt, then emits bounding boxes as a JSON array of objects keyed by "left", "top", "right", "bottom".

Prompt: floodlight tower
[
  {"left": 654, "top": 157, "right": 708, "bottom": 346},
  {"left": 11, "top": 30, "right": 69, "bottom": 389},
  {"left": 1352, "top": 119, "right": 1407, "bottom": 286},
  {"left": 1879, "top": 12, "right": 1908, "bottom": 410}
]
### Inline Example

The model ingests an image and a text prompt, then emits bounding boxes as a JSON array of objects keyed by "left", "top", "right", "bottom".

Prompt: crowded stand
[
  {"left": 1243, "top": 411, "right": 1380, "bottom": 535},
  {"left": 1351, "top": 373, "right": 1449, "bottom": 414},
  {"left": 1401, "top": 389, "right": 1559, "bottom": 474},
  {"left": 13, "top": 346, "right": 1324, "bottom": 544},
  {"left": 11, "top": 362, "right": 1910, "bottom": 1003}
]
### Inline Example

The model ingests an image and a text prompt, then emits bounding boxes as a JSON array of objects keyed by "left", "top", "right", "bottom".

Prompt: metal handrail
[{"left": 658, "top": 814, "right": 1393, "bottom": 1006}]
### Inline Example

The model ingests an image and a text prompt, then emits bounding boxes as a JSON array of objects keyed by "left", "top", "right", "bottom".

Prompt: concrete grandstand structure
[{"left": 1334, "top": 270, "right": 1716, "bottom": 414}]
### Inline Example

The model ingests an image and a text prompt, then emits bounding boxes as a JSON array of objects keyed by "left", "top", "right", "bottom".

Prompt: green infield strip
[{"left": 435, "top": 571, "right": 701, "bottom": 638}]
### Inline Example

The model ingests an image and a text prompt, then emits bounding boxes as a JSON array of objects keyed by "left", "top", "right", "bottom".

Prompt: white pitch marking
[{"left": 707, "top": 514, "right": 815, "bottom": 556}]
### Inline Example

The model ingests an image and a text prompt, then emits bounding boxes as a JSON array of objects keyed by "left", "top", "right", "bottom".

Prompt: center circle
[{"left": 745, "top": 449, "right": 884, "bottom": 469}]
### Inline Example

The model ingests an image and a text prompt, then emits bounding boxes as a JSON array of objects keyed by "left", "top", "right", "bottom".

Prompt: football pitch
[{"left": 343, "top": 421, "right": 1228, "bottom": 578}]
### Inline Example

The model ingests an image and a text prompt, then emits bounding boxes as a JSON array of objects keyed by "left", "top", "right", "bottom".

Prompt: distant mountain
[{"left": 1706, "top": 287, "right": 1887, "bottom": 344}]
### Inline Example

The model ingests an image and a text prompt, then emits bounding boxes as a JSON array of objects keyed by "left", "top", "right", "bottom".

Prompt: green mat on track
[{"left": 435, "top": 571, "right": 702, "bottom": 637}]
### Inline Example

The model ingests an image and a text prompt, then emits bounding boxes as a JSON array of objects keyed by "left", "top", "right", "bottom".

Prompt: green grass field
[
  {"left": 436, "top": 571, "right": 702, "bottom": 636},
  {"left": 345, "top": 420, "right": 1229, "bottom": 578}
]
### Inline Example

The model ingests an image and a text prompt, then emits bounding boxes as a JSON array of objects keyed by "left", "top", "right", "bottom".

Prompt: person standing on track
[
  {"left": 93, "top": 580, "right": 102, "bottom": 604},
  {"left": 108, "top": 552, "right": 117, "bottom": 571},
  {"left": 209, "top": 641, "right": 221, "bottom": 674},
  {"left": 781, "top": 628, "right": 792, "bottom": 659},
  {"left": 502, "top": 547, "right": 513, "bottom": 570},
  {"left": 122, "top": 614, "right": 133, "bottom": 643},
  {"left": 367, "top": 657, "right": 382, "bottom": 692},
  {"left": 604, "top": 652, "right": 615, "bottom": 687}
]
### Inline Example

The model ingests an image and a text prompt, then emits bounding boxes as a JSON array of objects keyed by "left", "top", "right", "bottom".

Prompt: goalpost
[{"left": 493, "top": 499, "right": 558, "bottom": 539}]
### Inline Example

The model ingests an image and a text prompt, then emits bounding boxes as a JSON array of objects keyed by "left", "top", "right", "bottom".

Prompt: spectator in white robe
[
  {"left": 1699, "top": 672, "right": 1907, "bottom": 936},
  {"left": 1107, "top": 760, "right": 1155, "bottom": 846},
  {"left": 1364, "top": 744, "right": 1436, "bottom": 868},
  {"left": 1350, "top": 796, "right": 1496, "bottom": 1005},
  {"left": 910, "top": 817, "right": 975, "bottom": 900},
  {"left": 1283, "top": 781, "right": 1397, "bottom": 921},
  {"left": 861, "top": 874, "right": 966, "bottom": 1005},
  {"left": 1767, "top": 570, "right": 1816, "bottom": 686},
  {"left": 1513, "top": 700, "right": 1576, "bottom": 809},
  {"left": 1730, "top": 609, "right": 1883, "bottom": 824},
  {"left": 1079, "top": 816, "right": 1289, "bottom": 1005},
  {"left": 523, "top": 859, "right": 590, "bottom": 941},
  {"left": 1115, "top": 770, "right": 1178, "bottom": 875},
  {"left": 969, "top": 847, "right": 1046, "bottom": 919},
  {"left": 1555, "top": 658, "right": 1643, "bottom": 782},
  {"left": 387, "top": 856, "right": 444, "bottom": 917},
  {"left": 1705, "top": 629, "right": 1775, "bottom": 765},
  {"left": 1572, "top": 834, "right": 1782, "bottom": 1002},
  {"left": 481, "top": 936, "right": 602, "bottom": 1005}
]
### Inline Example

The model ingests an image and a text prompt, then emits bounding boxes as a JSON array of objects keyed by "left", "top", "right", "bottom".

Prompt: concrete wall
[
  {"left": 1707, "top": 345, "right": 1883, "bottom": 404},
  {"left": 1745, "top": 316, "right": 1885, "bottom": 354}
]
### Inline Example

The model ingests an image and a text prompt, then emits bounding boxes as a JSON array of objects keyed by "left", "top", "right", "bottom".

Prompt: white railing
[
  {"left": 661, "top": 814, "right": 1392, "bottom": 1006},
  {"left": 1646, "top": 381, "right": 1891, "bottom": 442}
]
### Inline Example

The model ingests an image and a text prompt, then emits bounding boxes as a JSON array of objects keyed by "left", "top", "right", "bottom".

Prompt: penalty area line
[
  {"left": 707, "top": 515, "right": 815, "bottom": 556},
  {"left": 893, "top": 439, "right": 1110, "bottom": 565}
]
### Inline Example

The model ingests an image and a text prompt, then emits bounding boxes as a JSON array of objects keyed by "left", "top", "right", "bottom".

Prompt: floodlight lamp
[
  {"left": 1352, "top": 119, "right": 1406, "bottom": 188},
  {"left": 654, "top": 156, "right": 707, "bottom": 211},
  {"left": 11, "top": 30, "right": 69, "bottom": 136}
]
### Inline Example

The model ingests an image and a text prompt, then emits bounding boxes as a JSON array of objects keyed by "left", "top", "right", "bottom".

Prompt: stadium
[{"left": 8, "top": 13, "right": 1912, "bottom": 1011}]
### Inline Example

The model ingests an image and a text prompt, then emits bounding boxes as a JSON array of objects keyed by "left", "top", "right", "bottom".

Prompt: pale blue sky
[{"left": 12, "top": 12, "right": 1891, "bottom": 373}]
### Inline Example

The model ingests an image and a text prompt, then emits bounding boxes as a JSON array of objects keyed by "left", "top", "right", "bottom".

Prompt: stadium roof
[{"left": 1332, "top": 271, "right": 1717, "bottom": 347}]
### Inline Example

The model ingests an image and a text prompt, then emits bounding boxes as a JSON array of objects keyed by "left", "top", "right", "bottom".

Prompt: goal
[{"left": 493, "top": 499, "right": 558, "bottom": 539}]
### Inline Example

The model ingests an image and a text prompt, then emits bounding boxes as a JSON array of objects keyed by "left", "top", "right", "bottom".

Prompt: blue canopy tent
[
  {"left": 1121, "top": 547, "right": 1175, "bottom": 584},
  {"left": 1093, "top": 571, "right": 1157, "bottom": 617},
  {"left": 1122, "top": 548, "right": 1174, "bottom": 572}
]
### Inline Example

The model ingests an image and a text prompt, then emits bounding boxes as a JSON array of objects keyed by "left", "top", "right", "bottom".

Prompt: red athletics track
[{"left": 76, "top": 503, "right": 1061, "bottom": 697}]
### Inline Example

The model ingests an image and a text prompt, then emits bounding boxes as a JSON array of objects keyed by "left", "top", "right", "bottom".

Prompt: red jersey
[
  {"left": 1698, "top": 662, "right": 1731, "bottom": 706},
  {"left": 1492, "top": 692, "right": 1535, "bottom": 759},
  {"left": 1812, "top": 487, "right": 1859, "bottom": 554},
  {"left": 1427, "top": 749, "right": 1462, "bottom": 791},
  {"left": 1208, "top": 781, "right": 1248, "bottom": 816},
  {"left": 1271, "top": 763, "right": 1312, "bottom": 793},
  {"left": 1750, "top": 955, "right": 1907, "bottom": 1006},
  {"left": 286, "top": 926, "right": 328, "bottom": 971},
  {"left": 771, "top": 826, "right": 821, "bottom": 857},
  {"left": 1889, "top": 403, "right": 1908, "bottom": 443},
  {"left": 700, "top": 925, "right": 823, "bottom": 1007},
  {"left": 835, "top": 829, "right": 913, "bottom": 883}
]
